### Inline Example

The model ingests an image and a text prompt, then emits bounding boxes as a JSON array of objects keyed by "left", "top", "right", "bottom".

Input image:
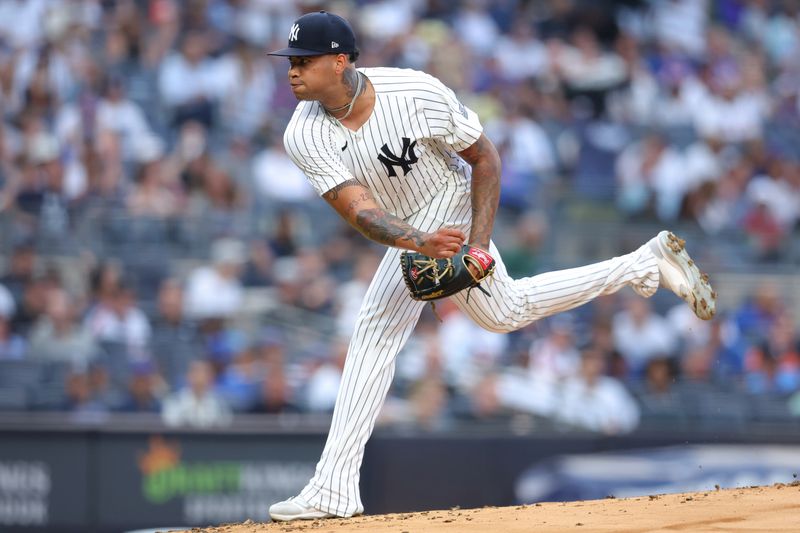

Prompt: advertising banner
[
  {"left": 515, "top": 444, "right": 800, "bottom": 503},
  {"left": 94, "top": 433, "right": 322, "bottom": 531},
  {"left": 0, "top": 434, "right": 89, "bottom": 531}
]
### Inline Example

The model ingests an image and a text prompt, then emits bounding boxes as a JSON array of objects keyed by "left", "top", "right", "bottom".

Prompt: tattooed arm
[
  {"left": 323, "top": 180, "right": 465, "bottom": 258},
  {"left": 458, "top": 133, "right": 501, "bottom": 250}
]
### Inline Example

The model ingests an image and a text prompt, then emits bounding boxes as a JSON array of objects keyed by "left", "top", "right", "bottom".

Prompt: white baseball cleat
[
  {"left": 649, "top": 231, "right": 716, "bottom": 320},
  {"left": 269, "top": 496, "right": 334, "bottom": 522}
]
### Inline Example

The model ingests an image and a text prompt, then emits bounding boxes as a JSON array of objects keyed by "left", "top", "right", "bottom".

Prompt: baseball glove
[{"left": 400, "top": 245, "right": 496, "bottom": 301}]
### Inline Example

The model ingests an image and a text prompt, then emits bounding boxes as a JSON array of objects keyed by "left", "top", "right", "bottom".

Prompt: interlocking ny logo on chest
[{"left": 378, "top": 137, "right": 418, "bottom": 177}]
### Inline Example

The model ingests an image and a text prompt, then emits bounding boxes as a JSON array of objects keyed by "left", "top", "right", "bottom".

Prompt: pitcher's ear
[{"left": 334, "top": 53, "right": 348, "bottom": 74}]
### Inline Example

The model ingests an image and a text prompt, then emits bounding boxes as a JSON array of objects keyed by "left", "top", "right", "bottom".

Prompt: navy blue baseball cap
[{"left": 268, "top": 11, "right": 358, "bottom": 57}]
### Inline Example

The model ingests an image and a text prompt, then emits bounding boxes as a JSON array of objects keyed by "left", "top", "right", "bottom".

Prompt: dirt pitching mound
[{"left": 190, "top": 483, "right": 800, "bottom": 533}]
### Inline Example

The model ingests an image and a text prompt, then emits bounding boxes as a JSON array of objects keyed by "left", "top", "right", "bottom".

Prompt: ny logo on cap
[{"left": 289, "top": 23, "right": 299, "bottom": 42}]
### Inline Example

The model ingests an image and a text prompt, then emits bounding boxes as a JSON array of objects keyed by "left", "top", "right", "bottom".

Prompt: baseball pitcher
[{"left": 267, "top": 11, "right": 715, "bottom": 521}]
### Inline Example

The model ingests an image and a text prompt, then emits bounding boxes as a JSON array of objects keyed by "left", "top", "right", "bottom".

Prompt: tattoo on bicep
[
  {"left": 466, "top": 136, "right": 500, "bottom": 248},
  {"left": 323, "top": 179, "right": 362, "bottom": 201},
  {"left": 346, "top": 191, "right": 372, "bottom": 217},
  {"left": 355, "top": 209, "right": 427, "bottom": 247}
]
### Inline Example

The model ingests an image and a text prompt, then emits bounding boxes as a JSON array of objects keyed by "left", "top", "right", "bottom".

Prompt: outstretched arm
[
  {"left": 323, "top": 180, "right": 466, "bottom": 258},
  {"left": 458, "top": 133, "right": 501, "bottom": 250}
]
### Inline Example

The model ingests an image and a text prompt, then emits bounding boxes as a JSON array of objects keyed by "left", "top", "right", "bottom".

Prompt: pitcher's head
[{"left": 268, "top": 11, "right": 360, "bottom": 101}]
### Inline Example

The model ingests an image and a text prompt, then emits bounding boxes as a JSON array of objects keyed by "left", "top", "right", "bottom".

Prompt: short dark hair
[{"left": 349, "top": 48, "right": 360, "bottom": 63}]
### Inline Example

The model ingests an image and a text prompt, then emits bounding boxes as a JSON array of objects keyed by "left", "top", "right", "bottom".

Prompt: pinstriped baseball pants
[{"left": 298, "top": 182, "right": 660, "bottom": 516}]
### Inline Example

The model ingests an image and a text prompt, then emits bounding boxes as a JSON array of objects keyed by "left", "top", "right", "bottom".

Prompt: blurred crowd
[{"left": 0, "top": 0, "right": 798, "bottom": 434}]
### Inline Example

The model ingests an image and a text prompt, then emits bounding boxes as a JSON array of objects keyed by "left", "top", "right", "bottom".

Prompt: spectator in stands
[
  {"left": 631, "top": 356, "right": 685, "bottom": 427},
  {"left": 334, "top": 250, "right": 380, "bottom": 338},
  {"left": 252, "top": 362, "right": 295, "bottom": 414},
  {"left": 251, "top": 329, "right": 299, "bottom": 414},
  {"left": 73, "top": 130, "right": 129, "bottom": 211},
  {"left": 0, "top": 0, "right": 797, "bottom": 430},
  {"left": 651, "top": 0, "right": 708, "bottom": 57},
  {"left": 267, "top": 208, "right": 302, "bottom": 258},
  {"left": 438, "top": 299, "right": 508, "bottom": 392},
  {"left": 251, "top": 139, "right": 315, "bottom": 206},
  {"left": 554, "top": 346, "right": 640, "bottom": 434},
  {"left": 0, "top": 286, "right": 25, "bottom": 359},
  {"left": 692, "top": 155, "right": 752, "bottom": 234},
  {"left": 126, "top": 134, "right": 184, "bottom": 218},
  {"left": 304, "top": 339, "right": 347, "bottom": 413},
  {"left": 95, "top": 75, "right": 152, "bottom": 164},
  {"left": 15, "top": 132, "right": 71, "bottom": 238},
  {"left": 550, "top": 26, "right": 627, "bottom": 117},
  {"left": 526, "top": 314, "right": 581, "bottom": 385},
  {"left": 497, "top": 210, "right": 547, "bottom": 279},
  {"left": 492, "top": 19, "right": 549, "bottom": 83},
  {"left": 183, "top": 237, "right": 245, "bottom": 320},
  {"left": 216, "top": 37, "right": 275, "bottom": 138},
  {"left": 84, "top": 279, "right": 152, "bottom": 357},
  {"left": 119, "top": 360, "right": 166, "bottom": 413},
  {"left": 240, "top": 239, "right": 276, "bottom": 288},
  {"left": 484, "top": 104, "right": 556, "bottom": 210},
  {"left": 612, "top": 296, "right": 676, "bottom": 377},
  {"left": 64, "top": 366, "right": 111, "bottom": 422},
  {"left": 705, "top": 315, "right": 748, "bottom": 380},
  {"left": 395, "top": 309, "right": 443, "bottom": 387},
  {"left": 743, "top": 313, "right": 800, "bottom": 394},
  {"left": 693, "top": 65, "right": 767, "bottom": 144},
  {"left": 186, "top": 161, "right": 245, "bottom": 221},
  {"left": 0, "top": 282, "right": 16, "bottom": 325},
  {"left": 452, "top": 0, "right": 500, "bottom": 59},
  {"left": 652, "top": 59, "right": 703, "bottom": 129},
  {"left": 735, "top": 282, "right": 785, "bottom": 342},
  {"left": 218, "top": 339, "right": 266, "bottom": 413},
  {"left": 158, "top": 31, "right": 219, "bottom": 128},
  {"left": 743, "top": 158, "right": 799, "bottom": 256},
  {"left": 0, "top": 240, "right": 37, "bottom": 311},
  {"left": 615, "top": 132, "right": 686, "bottom": 221},
  {"left": 380, "top": 373, "right": 452, "bottom": 431},
  {"left": 667, "top": 302, "right": 712, "bottom": 353},
  {"left": 28, "top": 288, "right": 98, "bottom": 367},
  {"left": 637, "top": 357, "right": 679, "bottom": 397},
  {"left": 381, "top": 334, "right": 452, "bottom": 431},
  {"left": 293, "top": 248, "right": 336, "bottom": 315},
  {"left": 204, "top": 326, "right": 247, "bottom": 377},
  {"left": 588, "top": 316, "right": 627, "bottom": 379},
  {"left": 150, "top": 278, "right": 202, "bottom": 388},
  {"left": 788, "top": 389, "right": 800, "bottom": 418},
  {"left": 680, "top": 344, "right": 717, "bottom": 385},
  {"left": 470, "top": 315, "right": 580, "bottom": 421},
  {"left": 162, "top": 359, "right": 231, "bottom": 427},
  {"left": 8, "top": 269, "right": 55, "bottom": 337}
]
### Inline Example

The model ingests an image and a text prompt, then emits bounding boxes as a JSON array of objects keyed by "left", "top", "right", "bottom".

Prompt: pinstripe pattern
[
  {"left": 284, "top": 68, "right": 478, "bottom": 219},
  {"left": 282, "top": 68, "right": 661, "bottom": 517}
]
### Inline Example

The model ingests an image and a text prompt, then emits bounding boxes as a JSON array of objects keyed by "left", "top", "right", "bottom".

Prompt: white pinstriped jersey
[
  {"left": 279, "top": 68, "right": 667, "bottom": 522},
  {"left": 283, "top": 67, "right": 483, "bottom": 218}
]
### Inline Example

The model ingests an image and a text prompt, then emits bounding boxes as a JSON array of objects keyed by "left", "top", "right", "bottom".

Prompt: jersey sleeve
[
  {"left": 421, "top": 74, "right": 483, "bottom": 152},
  {"left": 283, "top": 104, "right": 355, "bottom": 196}
]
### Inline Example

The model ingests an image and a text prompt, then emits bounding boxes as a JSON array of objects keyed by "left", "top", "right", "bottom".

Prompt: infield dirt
[{"left": 182, "top": 483, "right": 800, "bottom": 532}]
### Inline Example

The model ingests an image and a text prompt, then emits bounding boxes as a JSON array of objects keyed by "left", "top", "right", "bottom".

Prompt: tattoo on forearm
[
  {"left": 323, "top": 179, "right": 362, "bottom": 201},
  {"left": 355, "top": 209, "right": 427, "bottom": 248},
  {"left": 463, "top": 135, "right": 500, "bottom": 249},
  {"left": 347, "top": 191, "right": 372, "bottom": 217}
]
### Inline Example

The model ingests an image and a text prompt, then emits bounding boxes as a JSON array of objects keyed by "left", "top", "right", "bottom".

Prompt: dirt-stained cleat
[
  {"left": 649, "top": 231, "right": 716, "bottom": 320},
  {"left": 269, "top": 496, "right": 334, "bottom": 522}
]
